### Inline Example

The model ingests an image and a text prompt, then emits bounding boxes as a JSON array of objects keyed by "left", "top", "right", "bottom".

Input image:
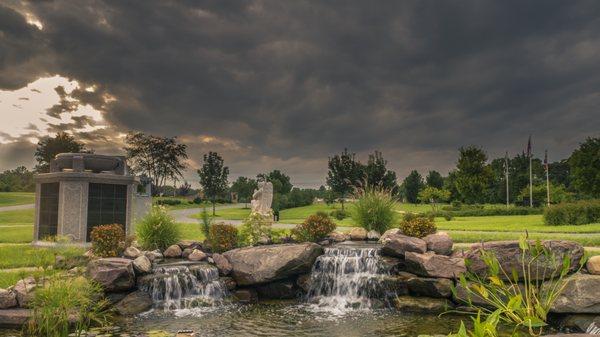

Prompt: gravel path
[{"left": 0, "top": 203, "right": 34, "bottom": 212}]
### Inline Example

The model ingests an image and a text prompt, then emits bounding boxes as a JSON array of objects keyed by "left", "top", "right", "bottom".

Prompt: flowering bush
[
  {"left": 292, "top": 212, "right": 337, "bottom": 242},
  {"left": 399, "top": 215, "right": 436, "bottom": 238},
  {"left": 208, "top": 223, "right": 239, "bottom": 253},
  {"left": 91, "top": 224, "right": 126, "bottom": 257}
]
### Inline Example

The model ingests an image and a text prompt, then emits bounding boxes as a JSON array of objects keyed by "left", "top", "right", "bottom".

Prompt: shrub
[
  {"left": 292, "top": 212, "right": 337, "bottom": 242},
  {"left": 239, "top": 212, "right": 273, "bottom": 246},
  {"left": 208, "top": 223, "right": 238, "bottom": 253},
  {"left": 330, "top": 209, "right": 348, "bottom": 220},
  {"left": 27, "top": 276, "right": 112, "bottom": 337},
  {"left": 136, "top": 206, "right": 181, "bottom": 250},
  {"left": 399, "top": 215, "right": 436, "bottom": 238},
  {"left": 544, "top": 200, "right": 600, "bottom": 226},
  {"left": 351, "top": 186, "right": 397, "bottom": 233},
  {"left": 91, "top": 224, "right": 126, "bottom": 257},
  {"left": 192, "top": 196, "right": 202, "bottom": 204},
  {"left": 155, "top": 198, "right": 182, "bottom": 206}
]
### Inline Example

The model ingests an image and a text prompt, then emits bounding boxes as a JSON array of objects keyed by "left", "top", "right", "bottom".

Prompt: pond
[{"left": 120, "top": 301, "right": 465, "bottom": 336}]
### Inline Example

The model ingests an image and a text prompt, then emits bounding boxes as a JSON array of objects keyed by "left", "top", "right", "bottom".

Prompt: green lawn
[
  {"left": 0, "top": 269, "right": 59, "bottom": 288},
  {"left": 0, "top": 244, "right": 84, "bottom": 269},
  {"left": 176, "top": 222, "right": 206, "bottom": 242},
  {"left": 0, "top": 209, "right": 35, "bottom": 243},
  {"left": 0, "top": 192, "right": 35, "bottom": 207},
  {"left": 446, "top": 231, "right": 600, "bottom": 247},
  {"left": 436, "top": 215, "right": 600, "bottom": 233}
]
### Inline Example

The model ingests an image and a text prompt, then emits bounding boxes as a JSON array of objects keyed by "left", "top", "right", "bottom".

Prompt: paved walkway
[{"left": 0, "top": 203, "right": 34, "bottom": 212}]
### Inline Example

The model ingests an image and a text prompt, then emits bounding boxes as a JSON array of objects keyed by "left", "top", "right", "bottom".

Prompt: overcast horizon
[{"left": 1, "top": 1, "right": 599, "bottom": 188}]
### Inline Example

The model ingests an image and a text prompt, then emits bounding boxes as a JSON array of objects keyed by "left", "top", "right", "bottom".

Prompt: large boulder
[
  {"left": 0, "top": 289, "right": 17, "bottom": 309},
  {"left": 87, "top": 258, "right": 136, "bottom": 292},
  {"left": 0, "top": 309, "right": 31, "bottom": 328},
  {"left": 212, "top": 253, "right": 232, "bottom": 276},
  {"left": 349, "top": 228, "right": 368, "bottom": 241},
  {"left": 13, "top": 277, "right": 37, "bottom": 307},
  {"left": 132, "top": 255, "right": 152, "bottom": 274},
  {"left": 163, "top": 244, "right": 183, "bottom": 258},
  {"left": 552, "top": 274, "right": 600, "bottom": 313},
  {"left": 424, "top": 232, "right": 453, "bottom": 256},
  {"left": 381, "top": 234, "right": 427, "bottom": 258},
  {"left": 586, "top": 256, "right": 600, "bottom": 275},
  {"left": 123, "top": 246, "right": 142, "bottom": 259},
  {"left": 379, "top": 228, "right": 402, "bottom": 243},
  {"left": 114, "top": 290, "right": 153, "bottom": 315},
  {"left": 328, "top": 231, "right": 350, "bottom": 243},
  {"left": 407, "top": 277, "right": 453, "bottom": 298},
  {"left": 188, "top": 249, "right": 207, "bottom": 262},
  {"left": 405, "top": 251, "right": 466, "bottom": 279},
  {"left": 464, "top": 240, "right": 584, "bottom": 280},
  {"left": 223, "top": 243, "right": 324, "bottom": 286}
]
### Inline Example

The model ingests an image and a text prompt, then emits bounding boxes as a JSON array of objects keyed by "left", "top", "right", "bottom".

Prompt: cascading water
[
  {"left": 140, "top": 262, "right": 228, "bottom": 312},
  {"left": 306, "top": 244, "right": 389, "bottom": 313}
]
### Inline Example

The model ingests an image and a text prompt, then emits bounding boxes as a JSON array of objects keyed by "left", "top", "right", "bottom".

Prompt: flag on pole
[
  {"left": 526, "top": 135, "right": 532, "bottom": 158},
  {"left": 544, "top": 150, "right": 549, "bottom": 172}
]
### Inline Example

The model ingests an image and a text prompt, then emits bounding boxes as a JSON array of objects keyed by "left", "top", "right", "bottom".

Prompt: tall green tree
[
  {"left": 549, "top": 159, "right": 570, "bottom": 189},
  {"left": 35, "top": 132, "right": 88, "bottom": 172},
  {"left": 364, "top": 151, "right": 397, "bottom": 191},
  {"left": 454, "top": 146, "right": 493, "bottom": 204},
  {"left": 326, "top": 149, "right": 362, "bottom": 210},
  {"left": 230, "top": 176, "right": 258, "bottom": 207},
  {"left": 0, "top": 166, "right": 35, "bottom": 192},
  {"left": 124, "top": 132, "right": 188, "bottom": 194},
  {"left": 198, "top": 152, "right": 229, "bottom": 215},
  {"left": 425, "top": 170, "right": 444, "bottom": 189},
  {"left": 569, "top": 137, "right": 600, "bottom": 198},
  {"left": 403, "top": 170, "right": 423, "bottom": 204}
]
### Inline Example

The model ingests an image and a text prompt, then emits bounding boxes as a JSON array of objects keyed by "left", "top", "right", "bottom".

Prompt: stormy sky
[{"left": 1, "top": 0, "right": 599, "bottom": 187}]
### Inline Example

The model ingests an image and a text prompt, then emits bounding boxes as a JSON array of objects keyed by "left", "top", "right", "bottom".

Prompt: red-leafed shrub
[
  {"left": 91, "top": 224, "right": 126, "bottom": 257},
  {"left": 208, "top": 223, "right": 238, "bottom": 253}
]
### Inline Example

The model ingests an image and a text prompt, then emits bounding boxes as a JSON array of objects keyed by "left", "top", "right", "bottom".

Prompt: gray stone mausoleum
[{"left": 33, "top": 153, "right": 151, "bottom": 243}]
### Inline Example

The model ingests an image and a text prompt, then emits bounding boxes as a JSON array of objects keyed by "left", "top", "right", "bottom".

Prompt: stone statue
[{"left": 251, "top": 181, "right": 273, "bottom": 216}]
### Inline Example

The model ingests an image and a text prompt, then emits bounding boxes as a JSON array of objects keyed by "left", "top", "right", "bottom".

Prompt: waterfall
[
  {"left": 140, "top": 263, "right": 228, "bottom": 311},
  {"left": 306, "top": 245, "right": 388, "bottom": 312}
]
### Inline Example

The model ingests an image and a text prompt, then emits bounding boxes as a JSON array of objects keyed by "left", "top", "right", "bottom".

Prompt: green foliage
[
  {"left": 198, "top": 151, "right": 229, "bottom": 214},
  {"left": 543, "top": 200, "right": 600, "bottom": 225},
  {"left": 90, "top": 224, "right": 126, "bottom": 257},
  {"left": 518, "top": 183, "right": 574, "bottom": 205},
  {"left": 418, "top": 186, "right": 451, "bottom": 211},
  {"left": 453, "top": 235, "right": 582, "bottom": 336},
  {"left": 239, "top": 212, "right": 273, "bottom": 246},
  {"left": 155, "top": 198, "right": 182, "bottom": 206},
  {"left": 124, "top": 132, "right": 188, "bottom": 193},
  {"left": 230, "top": 176, "right": 258, "bottom": 204},
  {"left": 292, "top": 212, "right": 337, "bottom": 242},
  {"left": 351, "top": 186, "right": 397, "bottom": 233},
  {"left": 426, "top": 170, "right": 445, "bottom": 189},
  {"left": 0, "top": 167, "right": 35, "bottom": 192},
  {"left": 448, "top": 310, "right": 503, "bottom": 337},
  {"left": 199, "top": 205, "right": 213, "bottom": 237},
  {"left": 35, "top": 132, "right": 88, "bottom": 172},
  {"left": 569, "top": 137, "right": 600, "bottom": 198},
  {"left": 403, "top": 170, "right": 424, "bottom": 204},
  {"left": 330, "top": 208, "right": 348, "bottom": 220},
  {"left": 26, "top": 276, "right": 112, "bottom": 337},
  {"left": 399, "top": 214, "right": 436, "bottom": 238},
  {"left": 327, "top": 148, "right": 363, "bottom": 210},
  {"left": 454, "top": 146, "right": 493, "bottom": 204},
  {"left": 364, "top": 151, "right": 397, "bottom": 191},
  {"left": 208, "top": 223, "right": 238, "bottom": 253},
  {"left": 136, "top": 206, "right": 181, "bottom": 250}
]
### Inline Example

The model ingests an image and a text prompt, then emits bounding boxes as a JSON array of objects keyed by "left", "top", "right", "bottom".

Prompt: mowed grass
[
  {"left": 0, "top": 209, "right": 35, "bottom": 243},
  {"left": 0, "top": 269, "right": 60, "bottom": 288},
  {"left": 436, "top": 215, "right": 600, "bottom": 233},
  {"left": 0, "top": 244, "right": 84, "bottom": 269},
  {"left": 447, "top": 231, "right": 600, "bottom": 247},
  {"left": 0, "top": 192, "right": 35, "bottom": 207}
]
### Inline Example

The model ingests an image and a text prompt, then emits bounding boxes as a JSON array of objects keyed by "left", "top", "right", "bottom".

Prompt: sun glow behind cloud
[{"left": 0, "top": 76, "right": 107, "bottom": 143}]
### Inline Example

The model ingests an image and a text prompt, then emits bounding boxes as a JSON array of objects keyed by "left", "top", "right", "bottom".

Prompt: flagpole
[
  {"left": 528, "top": 136, "right": 533, "bottom": 208},
  {"left": 505, "top": 151, "right": 509, "bottom": 209},
  {"left": 545, "top": 150, "right": 550, "bottom": 207}
]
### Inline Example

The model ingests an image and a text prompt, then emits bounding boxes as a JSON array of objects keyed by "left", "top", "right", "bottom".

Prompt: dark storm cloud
[{"left": 2, "top": 0, "right": 600, "bottom": 184}]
